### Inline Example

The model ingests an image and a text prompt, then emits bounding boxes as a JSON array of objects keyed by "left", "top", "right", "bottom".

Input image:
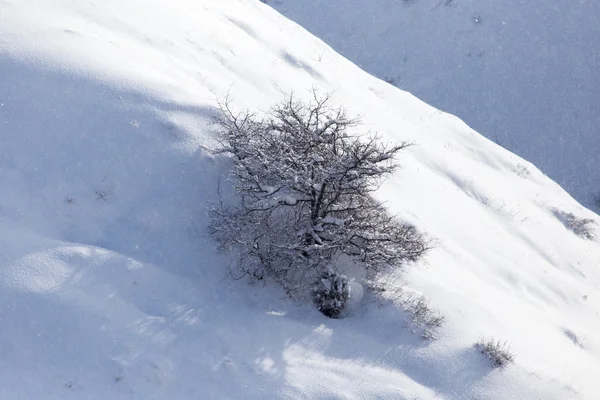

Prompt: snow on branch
[{"left": 209, "top": 91, "right": 429, "bottom": 310}]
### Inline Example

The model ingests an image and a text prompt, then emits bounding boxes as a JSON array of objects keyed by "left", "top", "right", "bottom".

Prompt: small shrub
[
  {"left": 513, "top": 163, "right": 530, "bottom": 178},
  {"left": 372, "top": 281, "right": 445, "bottom": 340},
  {"left": 312, "top": 269, "right": 349, "bottom": 318},
  {"left": 384, "top": 76, "right": 397, "bottom": 86},
  {"left": 476, "top": 338, "right": 515, "bottom": 368},
  {"left": 552, "top": 208, "right": 596, "bottom": 240},
  {"left": 400, "top": 292, "right": 445, "bottom": 340}
]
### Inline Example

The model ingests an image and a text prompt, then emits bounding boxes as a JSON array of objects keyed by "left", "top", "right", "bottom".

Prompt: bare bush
[
  {"left": 373, "top": 281, "right": 445, "bottom": 340},
  {"left": 209, "top": 92, "right": 430, "bottom": 308},
  {"left": 476, "top": 338, "right": 515, "bottom": 368},
  {"left": 400, "top": 292, "right": 445, "bottom": 340},
  {"left": 384, "top": 76, "right": 397, "bottom": 86},
  {"left": 513, "top": 163, "right": 531, "bottom": 178},
  {"left": 552, "top": 208, "right": 596, "bottom": 240}
]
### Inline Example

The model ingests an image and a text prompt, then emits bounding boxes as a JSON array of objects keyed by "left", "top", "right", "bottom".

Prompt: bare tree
[{"left": 209, "top": 92, "right": 429, "bottom": 303}]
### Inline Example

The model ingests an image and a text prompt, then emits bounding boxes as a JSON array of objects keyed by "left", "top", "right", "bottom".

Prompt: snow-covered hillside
[
  {"left": 1, "top": 0, "right": 600, "bottom": 399},
  {"left": 271, "top": 0, "right": 600, "bottom": 209}
]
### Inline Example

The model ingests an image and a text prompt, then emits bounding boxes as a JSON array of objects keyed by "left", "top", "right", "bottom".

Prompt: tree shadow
[{"left": 0, "top": 55, "right": 493, "bottom": 399}]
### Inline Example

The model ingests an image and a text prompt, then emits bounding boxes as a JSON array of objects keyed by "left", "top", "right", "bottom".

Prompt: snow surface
[
  {"left": 271, "top": 0, "right": 600, "bottom": 209},
  {"left": 1, "top": 0, "right": 600, "bottom": 398}
]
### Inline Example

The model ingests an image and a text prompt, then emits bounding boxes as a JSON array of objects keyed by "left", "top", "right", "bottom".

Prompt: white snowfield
[
  {"left": 0, "top": 0, "right": 599, "bottom": 399},
  {"left": 272, "top": 0, "right": 600, "bottom": 210}
]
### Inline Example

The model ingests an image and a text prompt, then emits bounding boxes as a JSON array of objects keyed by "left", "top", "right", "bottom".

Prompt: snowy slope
[
  {"left": 270, "top": 0, "right": 600, "bottom": 209},
  {"left": 1, "top": 0, "right": 600, "bottom": 399}
]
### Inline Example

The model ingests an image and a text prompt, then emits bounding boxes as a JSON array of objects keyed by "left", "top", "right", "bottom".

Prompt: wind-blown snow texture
[
  {"left": 271, "top": 0, "right": 600, "bottom": 209},
  {"left": 1, "top": 0, "right": 599, "bottom": 399}
]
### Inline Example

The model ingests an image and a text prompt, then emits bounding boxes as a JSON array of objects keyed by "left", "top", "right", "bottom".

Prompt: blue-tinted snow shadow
[
  {"left": 227, "top": 16, "right": 260, "bottom": 40},
  {"left": 0, "top": 55, "right": 493, "bottom": 399},
  {"left": 293, "top": 304, "right": 491, "bottom": 397},
  {"left": 0, "top": 54, "right": 227, "bottom": 280}
]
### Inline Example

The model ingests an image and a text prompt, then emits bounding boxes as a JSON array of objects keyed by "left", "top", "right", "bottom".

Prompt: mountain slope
[
  {"left": 271, "top": 0, "right": 600, "bottom": 209},
  {"left": 1, "top": 0, "right": 600, "bottom": 399}
]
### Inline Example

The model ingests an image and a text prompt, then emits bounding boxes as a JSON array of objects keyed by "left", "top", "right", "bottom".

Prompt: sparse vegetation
[
  {"left": 96, "top": 190, "right": 111, "bottom": 201},
  {"left": 513, "top": 163, "right": 531, "bottom": 178},
  {"left": 476, "top": 338, "right": 515, "bottom": 368},
  {"left": 552, "top": 208, "right": 596, "bottom": 240},
  {"left": 312, "top": 269, "right": 350, "bottom": 318},
  {"left": 209, "top": 91, "right": 430, "bottom": 315},
  {"left": 384, "top": 76, "right": 397, "bottom": 86},
  {"left": 400, "top": 292, "right": 445, "bottom": 340},
  {"left": 372, "top": 282, "right": 445, "bottom": 340}
]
